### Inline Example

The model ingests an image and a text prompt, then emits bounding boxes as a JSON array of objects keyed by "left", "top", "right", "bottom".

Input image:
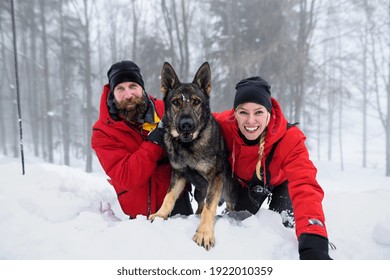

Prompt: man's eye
[{"left": 239, "top": 111, "right": 248, "bottom": 115}]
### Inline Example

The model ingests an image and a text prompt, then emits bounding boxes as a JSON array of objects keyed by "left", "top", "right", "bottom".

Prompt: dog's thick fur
[{"left": 148, "top": 62, "right": 236, "bottom": 250}]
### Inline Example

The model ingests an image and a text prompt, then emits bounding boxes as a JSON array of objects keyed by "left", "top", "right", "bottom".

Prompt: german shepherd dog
[{"left": 148, "top": 62, "right": 236, "bottom": 250}]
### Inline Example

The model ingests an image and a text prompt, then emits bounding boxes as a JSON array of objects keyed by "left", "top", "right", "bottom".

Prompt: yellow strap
[{"left": 142, "top": 111, "right": 161, "bottom": 132}]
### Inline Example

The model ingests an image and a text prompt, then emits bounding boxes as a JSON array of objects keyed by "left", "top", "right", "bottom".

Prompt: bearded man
[{"left": 92, "top": 60, "right": 193, "bottom": 219}]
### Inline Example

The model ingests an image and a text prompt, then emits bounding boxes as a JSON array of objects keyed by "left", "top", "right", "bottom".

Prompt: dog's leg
[
  {"left": 223, "top": 177, "right": 237, "bottom": 212},
  {"left": 194, "top": 187, "right": 207, "bottom": 215},
  {"left": 196, "top": 201, "right": 205, "bottom": 215},
  {"left": 192, "top": 174, "right": 223, "bottom": 250},
  {"left": 148, "top": 175, "right": 186, "bottom": 221}
]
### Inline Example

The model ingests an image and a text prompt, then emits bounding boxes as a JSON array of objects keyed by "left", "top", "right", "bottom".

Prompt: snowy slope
[{"left": 0, "top": 156, "right": 390, "bottom": 260}]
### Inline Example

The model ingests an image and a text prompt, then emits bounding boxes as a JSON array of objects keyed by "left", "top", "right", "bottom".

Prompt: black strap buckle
[{"left": 252, "top": 183, "right": 272, "bottom": 195}]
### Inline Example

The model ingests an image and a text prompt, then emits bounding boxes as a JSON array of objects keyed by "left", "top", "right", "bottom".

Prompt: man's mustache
[
  {"left": 114, "top": 95, "right": 148, "bottom": 123},
  {"left": 115, "top": 96, "right": 145, "bottom": 109}
]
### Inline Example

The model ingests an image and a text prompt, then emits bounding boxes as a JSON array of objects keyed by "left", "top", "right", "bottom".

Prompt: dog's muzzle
[{"left": 178, "top": 117, "right": 195, "bottom": 143}]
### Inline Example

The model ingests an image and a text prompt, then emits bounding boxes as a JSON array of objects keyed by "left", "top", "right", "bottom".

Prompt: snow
[
  {"left": 1, "top": 155, "right": 390, "bottom": 261},
  {"left": 1, "top": 154, "right": 390, "bottom": 278}
]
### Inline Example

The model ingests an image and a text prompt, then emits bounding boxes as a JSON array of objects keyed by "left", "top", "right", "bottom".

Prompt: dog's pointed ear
[
  {"left": 161, "top": 62, "right": 180, "bottom": 98},
  {"left": 192, "top": 62, "right": 211, "bottom": 97}
]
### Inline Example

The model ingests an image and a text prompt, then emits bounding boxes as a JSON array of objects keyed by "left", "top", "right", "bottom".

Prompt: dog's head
[{"left": 161, "top": 62, "right": 212, "bottom": 143}]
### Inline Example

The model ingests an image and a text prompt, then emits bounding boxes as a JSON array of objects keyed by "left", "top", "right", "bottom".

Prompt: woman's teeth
[{"left": 245, "top": 126, "right": 258, "bottom": 132}]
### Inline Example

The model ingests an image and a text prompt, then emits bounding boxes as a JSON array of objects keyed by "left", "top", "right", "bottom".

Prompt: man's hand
[{"left": 147, "top": 121, "right": 165, "bottom": 147}]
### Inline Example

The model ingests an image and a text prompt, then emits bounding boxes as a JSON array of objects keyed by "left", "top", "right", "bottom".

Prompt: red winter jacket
[
  {"left": 91, "top": 85, "right": 171, "bottom": 218},
  {"left": 214, "top": 97, "right": 328, "bottom": 239}
]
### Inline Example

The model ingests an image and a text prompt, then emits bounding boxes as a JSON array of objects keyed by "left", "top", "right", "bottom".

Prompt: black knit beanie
[
  {"left": 107, "top": 60, "right": 145, "bottom": 91},
  {"left": 234, "top": 76, "right": 272, "bottom": 112}
]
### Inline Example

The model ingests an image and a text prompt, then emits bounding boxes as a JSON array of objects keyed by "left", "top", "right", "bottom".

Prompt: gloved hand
[
  {"left": 147, "top": 121, "right": 165, "bottom": 147},
  {"left": 299, "top": 233, "right": 333, "bottom": 260},
  {"left": 248, "top": 172, "right": 269, "bottom": 203}
]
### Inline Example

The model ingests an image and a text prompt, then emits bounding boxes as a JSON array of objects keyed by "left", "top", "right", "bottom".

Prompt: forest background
[{"left": 0, "top": 0, "right": 389, "bottom": 176}]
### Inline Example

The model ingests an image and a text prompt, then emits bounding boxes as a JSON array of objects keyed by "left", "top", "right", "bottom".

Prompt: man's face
[{"left": 113, "top": 81, "right": 147, "bottom": 122}]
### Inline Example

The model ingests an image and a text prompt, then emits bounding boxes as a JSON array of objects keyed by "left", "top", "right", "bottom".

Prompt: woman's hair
[
  {"left": 255, "top": 130, "right": 267, "bottom": 180},
  {"left": 255, "top": 112, "right": 270, "bottom": 181}
]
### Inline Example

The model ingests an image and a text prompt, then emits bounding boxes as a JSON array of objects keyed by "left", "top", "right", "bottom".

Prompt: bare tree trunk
[
  {"left": 1, "top": 2, "right": 19, "bottom": 157},
  {"left": 82, "top": 0, "right": 93, "bottom": 173},
  {"left": 27, "top": 0, "right": 40, "bottom": 157},
  {"left": 387, "top": 1, "right": 390, "bottom": 176},
  {"left": 338, "top": 31, "right": 344, "bottom": 171},
  {"left": 161, "top": 0, "right": 176, "bottom": 65},
  {"left": 363, "top": 0, "right": 390, "bottom": 176},
  {"left": 181, "top": 0, "right": 190, "bottom": 81},
  {"left": 362, "top": 34, "right": 368, "bottom": 168},
  {"left": 131, "top": 0, "right": 141, "bottom": 61},
  {"left": 226, "top": 1, "right": 238, "bottom": 101},
  {"left": 382, "top": 1, "right": 390, "bottom": 177},
  {"left": 327, "top": 64, "right": 334, "bottom": 161},
  {"left": 109, "top": 6, "right": 117, "bottom": 63},
  {"left": 171, "top": 0, "right": 185, "bottom": 77},
  {"left": 0, "top": 14, "right": 8, "bottom": 156},
  {"left": 294, "top": 0, "right": 316, "bottom": 123},
  {"left": 327, "top": 5, "right": 345, "bottom": 170},
  {"left": 39, "top": 0, "right": 54, "bottom": 163},
  {"left": 387, "top": 55, "right": 390, "bottom": 176},
  {"left": 96, "top": 10, "right": 105, "bottom": 86},
  {"left": 385, "top": 2, "right": 390, "bottom": 176},
  {"left": 317, "top": 85, "right": 322, "bottom": 161},
  {"left": 59, "top": 0, "right": 71, "bottom": 166},
  {"left": 317, "top": 29, "right": 329, "bottom": 162}
]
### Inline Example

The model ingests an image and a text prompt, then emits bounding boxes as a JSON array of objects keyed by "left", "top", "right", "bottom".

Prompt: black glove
[
  {"left": 248, "top": 172, "right": 270, "bottom": 203},
  {"left": 299, "top": 233, "right": 333, "bottom": 260},
  {"left": 147, "top": 121, "right": 165, "bottom": 147}
]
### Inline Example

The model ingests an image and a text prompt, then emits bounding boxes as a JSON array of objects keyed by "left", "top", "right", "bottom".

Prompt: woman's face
[{"left": 234, "top": 102, "right": 270, "bottom": 140}]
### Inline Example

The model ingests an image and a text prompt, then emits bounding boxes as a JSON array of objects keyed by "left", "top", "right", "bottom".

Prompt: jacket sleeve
[
  {"left": 91, "top": 127, "right": 167, "bottom": 194},
  {"left": 280, "top": 128, "right": 328, "bottom": 239}
]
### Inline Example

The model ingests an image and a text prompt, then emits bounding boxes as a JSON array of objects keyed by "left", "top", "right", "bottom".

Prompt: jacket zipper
[{"left": 147, "top": 178, "right": 152, "bottom": 217}]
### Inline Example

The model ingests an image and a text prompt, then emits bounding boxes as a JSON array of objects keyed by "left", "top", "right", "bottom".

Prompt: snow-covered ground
[{"left": 0, "top": 155, "right": 389, "bottom": 278}]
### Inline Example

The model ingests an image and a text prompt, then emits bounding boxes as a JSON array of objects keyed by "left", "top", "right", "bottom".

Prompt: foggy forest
[{"left": 0, "top": 0, "right": 389, "bottom": 176}]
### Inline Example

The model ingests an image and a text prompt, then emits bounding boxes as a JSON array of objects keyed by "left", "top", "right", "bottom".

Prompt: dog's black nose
[{"left": 179, "top": 117, "right": 194, "bottom": 131}]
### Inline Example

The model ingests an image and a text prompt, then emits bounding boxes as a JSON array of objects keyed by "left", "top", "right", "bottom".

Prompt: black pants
[
  {"left": 170, "top": 185, "right": 194, "bottom": 216},
  {"left": 129, "top": 185, "right": 193, "bottom": 220},
  {"left": 235, "top": 180, "right": 295, "bottom": 228}
]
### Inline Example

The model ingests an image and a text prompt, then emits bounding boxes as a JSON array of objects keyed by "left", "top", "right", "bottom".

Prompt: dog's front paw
[
  {"left": 193, "top": 228, "right": 215, "bottom": 250},
  {"left": 148, "top": 212, "right": 168, "bottom": 222}
]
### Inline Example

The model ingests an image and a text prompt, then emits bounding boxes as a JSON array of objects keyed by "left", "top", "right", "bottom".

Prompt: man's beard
[{"left": 114, "top": 94, "right": 148, "bottom": 123}]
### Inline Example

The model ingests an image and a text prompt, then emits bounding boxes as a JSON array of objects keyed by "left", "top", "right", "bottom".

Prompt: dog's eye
[
  {"left": 192, "top": 99, "right": 201, "bottom": 106},
  {"left": 172, "top": 99, "right": 180, "bottom": 107}
]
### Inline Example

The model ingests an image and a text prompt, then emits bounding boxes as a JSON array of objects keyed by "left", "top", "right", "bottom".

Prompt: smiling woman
[{"left": 214, "top": 76, "right": 332, "bottom": 260}]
